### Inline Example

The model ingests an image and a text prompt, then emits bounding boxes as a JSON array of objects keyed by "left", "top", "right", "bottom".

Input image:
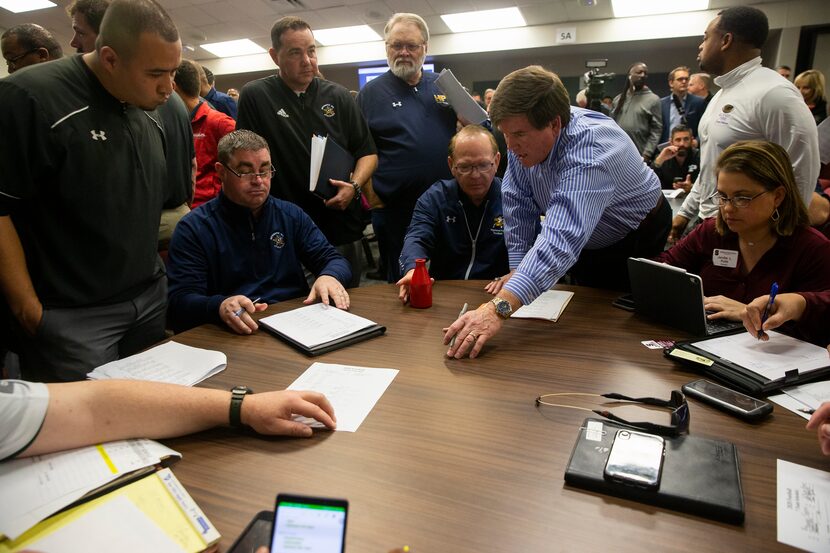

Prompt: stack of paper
[
  {"left": 512, "top": 290, "right": 574, "bottom": 322},
  {"left": 0, "top": 439, "right": 179, "bottom": 541},
  {"left": 434, "top": 68, "right": 489, "bottom": 125},
  {"left": 87, "top": 341, "right": 226, "bottom": 386},
  {"left": 777, "top": 460, "right": 830, "bottom": 552}
]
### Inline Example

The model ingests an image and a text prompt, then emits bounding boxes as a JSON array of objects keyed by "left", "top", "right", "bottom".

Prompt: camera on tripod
[{"left": 584, "top": 59, "right": 615, "bottom": 113}]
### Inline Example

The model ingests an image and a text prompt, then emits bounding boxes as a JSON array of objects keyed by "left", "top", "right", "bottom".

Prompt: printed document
[
  {"left": 87, "top": 341, "right": 226, "bottom": 386},
  {"left": 692, "top": 331, "right": 829, "bottom": 380},
  {"left": 512, "top": 290, "right": 574, "bottom": 322},
  {"left": 260, "top": 303, "right": 377, "bottom": 348},
  {"left": 435, "top": 69, "right": 488, "bottom": 125},
  {"left": 777, "top": 459, "right": 830, "bottom": 552},
  {"left": 287, "top": 363, "right": 398, "bottom": 432},
  {"left": 0, "top": 439, "right": 179, "bottom": 540}
]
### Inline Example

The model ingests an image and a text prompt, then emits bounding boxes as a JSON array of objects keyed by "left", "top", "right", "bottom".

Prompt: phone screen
[
  {"left": 271, "top": 496, "right": 347, "bottom": 553},
  {"left": 685, "top": 380, "right": 766, "bottom": 412}
]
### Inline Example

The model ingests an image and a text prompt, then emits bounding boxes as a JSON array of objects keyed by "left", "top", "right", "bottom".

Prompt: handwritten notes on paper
[
  {"left": 512, "top": 290, "right": 574, "bottom": 322},
  {"left": 287, "top": 363, "right": 398, "bottom": 432},
  {"left": 778, "top": 460, "right": 830, "bottom": 552},
  {"left": 87, "top": 342, "right": 226, "bottom": 386}
]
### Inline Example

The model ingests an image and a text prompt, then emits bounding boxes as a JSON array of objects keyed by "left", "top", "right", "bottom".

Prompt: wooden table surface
[{"left": 163, "top": 281, "right": 827, "bottom": 552}]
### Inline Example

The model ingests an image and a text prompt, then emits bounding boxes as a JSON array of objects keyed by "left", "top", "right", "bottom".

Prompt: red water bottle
[{"left": 409, "top": 258, "right": 432, "bottom": 308}]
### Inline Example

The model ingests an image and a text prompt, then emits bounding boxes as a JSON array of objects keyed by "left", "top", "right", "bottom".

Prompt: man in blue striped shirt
[{"left": 444, "top": 65, "right": 670, "bottom": 359}]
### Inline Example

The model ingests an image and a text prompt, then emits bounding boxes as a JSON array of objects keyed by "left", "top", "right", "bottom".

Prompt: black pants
[{"left": 569, "top": 196, "right": 672, "bottom": 291}]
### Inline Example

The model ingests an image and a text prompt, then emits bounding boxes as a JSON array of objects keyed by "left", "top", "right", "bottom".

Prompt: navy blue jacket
[
  {"left": 205, "top": 87, "right": 237, "bottom": 120},
  {"left": 167, "top": 193, "right": 351, "bottom": 332},
  {"left": 356, "top": 70, "right": 457, "bottom": 209},
  {"left": 399, "top": 178, "right": 509, "bottom": 280},
  {"left": 659, "top": 93, "right": 705, "bottom": 143}
]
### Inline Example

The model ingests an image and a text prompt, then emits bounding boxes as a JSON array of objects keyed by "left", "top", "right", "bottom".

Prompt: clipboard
[
  {"left": 665, "top": 331, "right": 830, "bottom": 396},
  {"left": 564, "top": 418, "right": 745, "bottom": 524},
  {"left": 260, "top": 321, "right": 386, "bottom": 356}
]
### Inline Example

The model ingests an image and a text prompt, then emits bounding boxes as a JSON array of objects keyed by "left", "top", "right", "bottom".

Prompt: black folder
[
  {"left": 564, "top": 418, "right": 745, "bottom": 524},
  {"left": 260, "top": 320, "right": 386, "bottom": 356},
  {"left": 665, "top": 335, "right": 830, "bottom": 396},
  {"left": 310, "top": 136, "right": 355, "bottom": 200}
]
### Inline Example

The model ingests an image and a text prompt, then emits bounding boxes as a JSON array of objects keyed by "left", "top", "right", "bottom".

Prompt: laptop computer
[{"left": 627, "top": 257, "right": 744, "bottom": 337}]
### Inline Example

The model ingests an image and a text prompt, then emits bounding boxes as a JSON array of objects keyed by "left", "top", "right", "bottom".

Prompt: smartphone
[
  {"left": 682, "top": 379, "right": 773, "bottom": 421},
  {"left": 270, "top": 494, "right": 348, "bottom": 553},
  {"left": 604, "top": 429, "right": 665, "bottom": 489},
  {"left": 612, "top": 293, "right": 636, "bottom": 311}
]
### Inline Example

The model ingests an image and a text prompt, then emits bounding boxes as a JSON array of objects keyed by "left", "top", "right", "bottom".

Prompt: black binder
[
  {"left": 564, "top": 418, "right": 745, "bottom": 524},
  {"left": 260, "top": 320, "right": 386, "bottom": 356},
  {"left": 310, "top": 136, "right": 354, "bottom": 200},
  {"left": 665, "top": 335, "right": 830, "bottom": 396}
]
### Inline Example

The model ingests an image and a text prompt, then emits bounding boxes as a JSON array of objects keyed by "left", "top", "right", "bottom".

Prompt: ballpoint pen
[
  {"left": 234, "top": 297, "right": 261, "bottom": 318},
  {"left": 448, "top": 302, "right": 469, "bottom": 348},
  {"left": 757, "top": 282, "right": 778, "bottom": 338}
]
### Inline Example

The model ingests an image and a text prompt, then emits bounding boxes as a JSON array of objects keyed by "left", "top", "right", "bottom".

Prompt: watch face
[{"left": 493, "top": 299, "right": 511, "bottom": 317}]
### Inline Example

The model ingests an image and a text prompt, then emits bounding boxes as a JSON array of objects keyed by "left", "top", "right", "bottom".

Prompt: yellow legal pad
[{"left": 0, "top": 468, "right": 219, "bottom": 552}]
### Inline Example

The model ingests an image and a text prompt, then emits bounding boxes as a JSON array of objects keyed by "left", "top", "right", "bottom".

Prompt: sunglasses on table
[{"left": 535, "top": 390, "right": 690, "bottom": 437}]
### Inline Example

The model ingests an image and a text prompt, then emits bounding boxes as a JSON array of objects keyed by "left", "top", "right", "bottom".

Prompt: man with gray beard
[{"left": 357, "top": 13, "right": 458, "bottom": 282}]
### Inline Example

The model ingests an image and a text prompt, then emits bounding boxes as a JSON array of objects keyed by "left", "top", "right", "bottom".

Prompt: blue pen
[
  {"left": 234, "top": 297, "right": 261, "bottom": 318},
  {"left": 757, "top": 282, "right": 778, "bottom": 338}
]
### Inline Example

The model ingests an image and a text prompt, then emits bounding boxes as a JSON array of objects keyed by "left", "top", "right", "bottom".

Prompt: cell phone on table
[
  {"left": 270, "top": 494, "right": 348, "bottom": 553},
  {"left": 604, "top": 429, "right": 665, "bottom": 489},
  {"left": 682, "top": 379, "right": 773, "bottom": 421},
  {"left": 612, "top": 293, "right": 635, "bottom": 311}
]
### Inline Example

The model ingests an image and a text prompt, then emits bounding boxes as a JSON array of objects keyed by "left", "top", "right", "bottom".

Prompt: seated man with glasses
[
  {"left": 655, "top": 140, "right": 830, "bottom": 324},
  {"left": 397, "top": 126, "right": 510, "bottom": 303},
  {"left": 166, "top": 130, "right": 352, "bottom": 335}
]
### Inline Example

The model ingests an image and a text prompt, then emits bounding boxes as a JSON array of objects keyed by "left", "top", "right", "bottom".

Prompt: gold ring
[
  {"left": 468, "top": 333, "right": 479, "bottom": 341},
  {"left": 494, "top": 276, "right": 501, "bottom": 281}
]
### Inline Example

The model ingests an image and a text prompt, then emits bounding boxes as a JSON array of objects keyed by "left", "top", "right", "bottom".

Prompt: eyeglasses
[
  {"left": 535, "top": 390, "right": 690, "bottom": 437},
  {"left": 674, "top": 77, "right": 690, "bottom": 82},
  {"left": 386, "top": 42, "right": 424, "bottom": 53},
  {"left": 714, "top": 190, "right": 769, "bottom": 209},
  {"left": 453, "top": 161, "right": 494, "bottom": 175},
  {"left": 222, "top": 163, "right": 276, "bottom": 182},
  {"left": 5, "top": 48, "right": 38, "bottom": 70}
]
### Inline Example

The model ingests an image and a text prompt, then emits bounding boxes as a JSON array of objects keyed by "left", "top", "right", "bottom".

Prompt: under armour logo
[
  {"left": 90, "top": 130, "right": 107, "bottom": 141},
  {"left": 277, "top": 108, "right": 289, "bottom": 118},
  {"left": 392, "top": 101, "right": 402, "bottom": 107},
  {"left": 446, "top": 215, "right": 456, "bottom": 223}
]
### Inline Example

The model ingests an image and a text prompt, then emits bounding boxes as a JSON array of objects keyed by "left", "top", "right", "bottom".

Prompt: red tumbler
[{"left": 409, "top": 258, "right": 432, "bottom": 308}]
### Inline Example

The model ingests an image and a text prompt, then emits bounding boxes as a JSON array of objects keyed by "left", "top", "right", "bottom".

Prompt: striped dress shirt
[{"left": 502, "top": 107, "right": 661, "bottom": 305}]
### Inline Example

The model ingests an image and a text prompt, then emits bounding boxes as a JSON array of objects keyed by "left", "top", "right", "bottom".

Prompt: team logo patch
[
  {"left": 491, "top": 215, "right": 505, "bottom": 235},
  {"left": 433, "top": 94, "right": 448, "bottom": 105},
  {"left": 722, "top": 104, "right": 734, "bottom": 113},
  {"left": 270, "top": 232, "right": 286, "bottom": 248},
  {"left": 90, "top": 130, "right": 107, "bottom": 141},
  {"left": 321, "top": 103, "right": 336, "bottom": 117}
]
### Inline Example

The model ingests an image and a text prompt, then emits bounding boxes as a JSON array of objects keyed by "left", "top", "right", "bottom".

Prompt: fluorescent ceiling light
[
  {"left": 201, "top": 39, "right": 265, "bottom": 58},
  {"left": 611, "top": 0, "right": 709, "bottom": 18},
  {"left": 0, "top": 0, "right": 56, "bottom": 13},
  {"left": 441, "top": 7, "right": 526, "bottom": 33},
  {"left": 314, "top": 25, "right": 381, "bottom": 46}
]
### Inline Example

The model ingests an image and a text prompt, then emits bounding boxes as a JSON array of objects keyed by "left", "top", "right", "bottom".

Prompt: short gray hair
[
  {"left": 384, "top": 13, "right": 429, "bottom": 43},
  {"left": 217, "top": 130, "right": 270, "bottom": 165}
]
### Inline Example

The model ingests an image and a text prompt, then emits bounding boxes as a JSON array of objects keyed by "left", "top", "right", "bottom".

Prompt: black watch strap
[{"left": 229, "top": 385, "right": 253, "bottom": 428}]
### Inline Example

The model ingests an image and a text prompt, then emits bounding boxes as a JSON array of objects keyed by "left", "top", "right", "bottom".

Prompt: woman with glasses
[{"left": 654, "top": 140, "right": 830, "bottom": 324}]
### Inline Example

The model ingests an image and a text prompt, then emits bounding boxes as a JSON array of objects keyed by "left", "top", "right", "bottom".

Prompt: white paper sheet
[
  {"left": 25, "top": 495, "right": 184, "bottom": 553},
  {"left": 259, "top": 303, "right": 377, "bottom": 348},
  {"left": 287, "top": 363, "right": 398, "bottom": 432},
  {"left": 86, "top": 341, "right": 226, "bottom": 386},
  {"left": 0, "top": 439, "right": 179, "bottom": 540},
  {"left": 692, "top": 331, "right": 829, "bottom": 380},
  {"left": 434, "top": 68, "right": 489, "bottom": 124},
  {"left": 512, "top": 290, "right": 574, "bottom": 322},
  {"left": 309, "top": 134, "right": 325, "bottom": 192},
  {"left": 777, "top": 459, "right": 830, "bottom": 552}
]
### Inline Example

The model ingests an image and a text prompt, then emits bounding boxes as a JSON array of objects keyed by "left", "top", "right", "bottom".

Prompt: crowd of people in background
[{"left": 1, "top": 0, "right": 830, "bottom": 461}]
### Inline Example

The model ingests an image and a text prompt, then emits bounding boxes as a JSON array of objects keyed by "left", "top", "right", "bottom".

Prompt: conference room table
[{"left": 163, "top": 280, "right": 827, "bottom": 552}]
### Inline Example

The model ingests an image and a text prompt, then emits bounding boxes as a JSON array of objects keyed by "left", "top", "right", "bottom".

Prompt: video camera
[{"left": 584, "top": 59, "right": 615, "bottom": 113}]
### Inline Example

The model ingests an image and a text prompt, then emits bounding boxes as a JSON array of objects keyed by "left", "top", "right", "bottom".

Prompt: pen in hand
[
  {"left": 234, "top": 297, "right": 261, "bottom": 318},
  {"left": 448, "top": 303, "right": 469, "bottom": 348},
  {"left": 757, "top": 282, "right": 778, "bottom": 338}
]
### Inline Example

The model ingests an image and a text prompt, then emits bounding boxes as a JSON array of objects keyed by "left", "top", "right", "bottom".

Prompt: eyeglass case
[{"left": 564, "top": 418, "right": 745, "bottom": 524}]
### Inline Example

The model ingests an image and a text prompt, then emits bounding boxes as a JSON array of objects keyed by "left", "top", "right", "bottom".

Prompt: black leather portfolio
[
  {"left": 564, "top": 418, "right": 745, "bottom": 524},
  {"left": 310, "top": 136, "right": 354, "bottom": 200},
  {"left": 260, "top": 322, "right": 386, "bottom": 357}
]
